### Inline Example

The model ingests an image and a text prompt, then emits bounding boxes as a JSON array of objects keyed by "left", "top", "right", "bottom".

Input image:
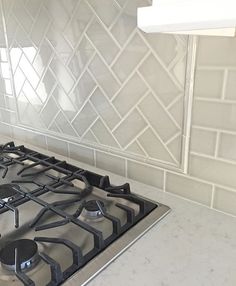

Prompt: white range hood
[{"left": 138, "top": 0, "right": 236, "bottom": 36}]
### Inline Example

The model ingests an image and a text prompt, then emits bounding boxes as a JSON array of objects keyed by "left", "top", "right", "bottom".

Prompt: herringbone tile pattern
[{"left": 2, "top": 0, "right": 188, "bottom": 167}]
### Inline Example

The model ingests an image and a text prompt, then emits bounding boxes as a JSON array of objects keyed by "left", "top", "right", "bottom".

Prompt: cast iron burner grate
[{"left": 0, "top": 142, "right": 165, "bottom": 286}]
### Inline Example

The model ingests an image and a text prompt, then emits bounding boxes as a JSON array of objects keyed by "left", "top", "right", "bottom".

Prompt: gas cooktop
[{"left": 0, "top": 141, "right": 170, "bottom": 286}]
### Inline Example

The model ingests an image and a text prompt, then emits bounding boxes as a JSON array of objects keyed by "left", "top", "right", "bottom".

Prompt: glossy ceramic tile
[
  {"left": 1, "top": 0, "right": 188, "bottom": 169},
  {"left": 213, "top": 187, "right": 236, "bottom": 216},
  {"left": 1, "top": 1, "right": 236, "bottom": 217},
  {"left": 190, "top": 128, "right": 217, "bottom": 156},
  {"left": 166, "top": 172, "right": 213, "bottom": 206},
  {"left": 189, "top": 154, "right": 236, "bottom": 189}
]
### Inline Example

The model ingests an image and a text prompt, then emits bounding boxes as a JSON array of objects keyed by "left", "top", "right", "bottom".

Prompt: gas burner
[
  {"left": 83, "top": 200, "right": 105, "bottom": 220},
  {"left": 0, "top": 239, "right": 39, "bottom": 271},
  {"left": 0, "top": 184, "right": 20, "bottom": 203}
]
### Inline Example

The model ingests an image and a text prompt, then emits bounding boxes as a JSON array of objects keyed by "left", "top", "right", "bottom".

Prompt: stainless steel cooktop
[{"left": 0, "top": 142, "right": 170, "bottom": 286}]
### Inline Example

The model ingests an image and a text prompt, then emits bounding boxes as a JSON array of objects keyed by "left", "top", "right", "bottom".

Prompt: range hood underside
[{"left": 138, "top": 2, "right": 236, "bottom": 36}]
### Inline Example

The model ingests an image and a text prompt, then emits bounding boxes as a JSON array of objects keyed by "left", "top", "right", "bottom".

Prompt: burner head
[
  {"left": 83, "top": 200, "right": 105, "bottom": 220},
  {"left": 0, "top": 239, "right": 39, "bottom": 271},
  {"left": 0, "top": 184, "right": 20, "bottom": 202}
]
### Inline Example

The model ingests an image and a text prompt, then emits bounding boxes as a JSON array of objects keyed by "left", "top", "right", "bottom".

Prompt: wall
[{"left": 0, "top": 0, "right": 236, "bottom": 217}]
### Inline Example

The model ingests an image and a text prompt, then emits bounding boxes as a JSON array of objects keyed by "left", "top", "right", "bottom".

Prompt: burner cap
[
  {"left": 0, "top": 184, "right": 20, "bottom": 202},
  {"left": 83, "top": 200, "right": 105, "bottom": 219},
  {"left": 0, "top": 239, "right": 39, "bottom": 271}
]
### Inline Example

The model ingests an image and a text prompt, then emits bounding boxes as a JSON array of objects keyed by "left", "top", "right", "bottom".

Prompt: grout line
[
  {"left": 214, "top": 131, "right": 220, "bottom": 158},
  {"left": 137, "top": 106, "right": 179, "bottom": 165},
  {"left": 85, "top": 0, "right": 122, "bottom": 50},
  {"left": 138, "top": 30, "right": 184, "bottom": 91},
  {"left": 194, "top": 97, "right": 236, "bottom": 104},
  {"left": 192, "top": 124, "right": 236, "bottom": 136},
  {"left": 210, "top": 185, "right": 215, "bottom": 209},
  {"left": 0, "top": 1, "right": 21, "bottom": 125},
  {"left": 137, "top": 69, "right": 182, "bottom": 130},
  {"left": 190, "top": 150, "right": 236, "bottom": 166},
  {"left": 163, "top": 170, "right": 167, "bottom": 192},
  {"left": 111, "top": 90, "right": 150, "bottom": 133},
  {"left": 125, "top": 159, "right": 128, "bottom": 178},
  {"left": 221, "top": 69, "right": 228, "bottom": 100}
]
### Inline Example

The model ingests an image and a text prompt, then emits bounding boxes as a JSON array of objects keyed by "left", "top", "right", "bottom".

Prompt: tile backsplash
[
  {"left": 0, "top": 0, "right": 236, "bottom": 217},
  {"left": 1, "top": 0, "right": 189, "bottom": 171}
]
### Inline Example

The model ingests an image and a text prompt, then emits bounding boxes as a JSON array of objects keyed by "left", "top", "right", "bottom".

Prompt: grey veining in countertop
[{"left": 1, "top": 136, "right": 236, "bottom": 286}]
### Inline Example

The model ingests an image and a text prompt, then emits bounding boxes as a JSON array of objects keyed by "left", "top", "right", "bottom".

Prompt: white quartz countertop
[{"left": 1, "top": 137, "right": 236, "bottom": 286}]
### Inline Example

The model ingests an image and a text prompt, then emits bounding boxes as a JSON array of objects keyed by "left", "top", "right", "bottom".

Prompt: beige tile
[
  {"left": 91, "top": 119, "right": 119, "bottom": 148},
  {"left": 138, "top": 128, "right": 175, "bottom": 164},
  {"left": 139, "top": 54, "right": 181, "bottom": 106},
  {"left": 127, "top": 160, "right": 164, "bottom": 189},
  {"left": 125, "top": 141, "right": 146, "bottom": 157},
  {"left": 213, "top": 187, "right": 236, "bottom": 216},
  {"left": 96, "top": 151, "right": 126, "bottom": 176},
  {"left": 47, "top": 137, "right": 68, "bottom": 157},
  {"left": 113, "top": 73, "right": 148, "bottom": 117},
  {"left": 197, "top": 37, "right": 236, "bottom": 66},
  {"left": 13, "top": 127, "right": 47, "bottom": 149},
  {"left": 189, "top": 154, "right": 236, "bottom": 189},
  {"left": 168, "top": 96, "right": 184, "bottom": 127},
  {"left": 166, "top": 172, "right": 212, "bottom": 206},
  {"left": 73, "top": 71, "right": 96, "bottom": 110},
  {"left": 190, "top": 128, "right": 217, "bottom": 156},
  {"left": 41, "top": 96, "right": 59, "bottom": 127},
  {"left": 83, "top": 130, "right": 98, "bottom": 143},
  {"left": 113, "top": 109, "right": 147, "bottom": 147},
  {"left": 69, "top": 143, "right": 94, "bottom": 166},
  {"left": 68, "top": 38, "right": 94, "bottom": 78},
  {"left": 49, "top": 57, "right": 74, "bottom": 93},
  {"left": 86, "top": 19, "right": 119, "bottom": 64},
  {"left": 112, "top": 33, "right": 148, "bottom": 82},
  {"left": 90, "top": 88, "right": 120, "bottom": 129},
  {"left": 110, "top": 3, "right": 136, "bottom": 45},
  {"left": 144, "top": 33, "right": 186, "bottom": 66},
  {"left": 139, "top": 93, "right": 179, "bottom": 142},
  {"left": 87, "top": 0, "right": 119, "bottom": 27},
  {"left": 225, "top": 70, "right": 236, "bottom": 101},
  {"left": 167, "top": 134, "right": 182, "bottom": 163},
  {"left": 72, "top": 102, "right": 97, "bottom": 136},
  {"left": 194, "top": 69, "right": 224, "bottom": 99},
  {"left": 192, "top": 100, "right": 236, "bottom": 132},
  {"left": 52, "top": 86, "right": 76, "bottom": 121},
  {"left": 0, "top": 109, "right": 17, "bottom": 125},
  {"left": 218, "top": 133, "right": 236, "bottom": 162},
  {"left": 54, "top": 112, "right": 77, "bottom": 137},
  {"left": 89, "top": 55, "right": 119, "bottom": 98},
  {"left": 28, "top": 134, "right": 46, "bottom": 149},
  {"left": 63, "top": 1, "right": 92, "bottom": 48},
  {"left": 0, "top": 122, "right": 12, "bottom": 138}
]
